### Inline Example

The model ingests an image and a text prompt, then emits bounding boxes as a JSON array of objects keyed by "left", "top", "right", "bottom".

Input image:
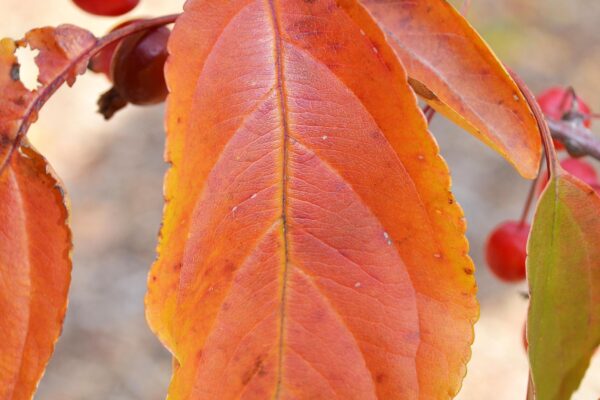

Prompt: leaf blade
[
  {"left": 147, "top": 0, "right": 478, "bottom": 398},
  {"left": 527, "top": 172, "right": 600, "bottom": 400},
  {"left": 360, "top": 0, "right": 542, "bottom": 178},
  {"left": 0, "top": 143, "right": 71, "bottom": 400}
]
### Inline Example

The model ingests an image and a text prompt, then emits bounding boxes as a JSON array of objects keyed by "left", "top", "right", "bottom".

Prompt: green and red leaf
[{"left": 527, "top": 170, "right": 600, "bottom": 400}]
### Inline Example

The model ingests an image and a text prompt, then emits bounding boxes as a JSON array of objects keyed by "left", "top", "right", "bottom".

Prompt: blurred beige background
[{"left": 1, "top": 0, "right": 598, "bottom": 399}]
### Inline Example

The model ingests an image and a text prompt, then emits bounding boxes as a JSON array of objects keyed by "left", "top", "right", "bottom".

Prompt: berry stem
[
  {"left": 560, "top": 86, "right": 576, "bottom": 114},
  {"left": 422, "top": 105, "right": 437, "bottom": 124},
  {"left": 0, "top": 13, "right": 180, "bottom": 176},
  {"left": 461, "top": 0, "right": 472, "bottom": 15}
]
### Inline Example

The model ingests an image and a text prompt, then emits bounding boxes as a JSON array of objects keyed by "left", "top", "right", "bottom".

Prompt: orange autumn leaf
[
  {"left": 361, "top": 0, "right": 542, "bottom": 179},
  {"left": 0, "top": 24, "right": 91, "bottom": 399},
  {"left": 0, "top": 142, "right": 71, "bottom": 400},
  {"left": 146, "top": 0, "right": 478, "bottom": 398},
  {"left": 0, "top": 25, "right": 96, "bottom": 170}
]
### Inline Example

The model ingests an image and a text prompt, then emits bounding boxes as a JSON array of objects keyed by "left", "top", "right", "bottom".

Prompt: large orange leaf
[
  {"left": 146, "top": 0, "right": 478, "bottom": 398},
  {"left": 0, "top": 142, "right": 71, "bottom": 400},
  {"left": 360, "top": 0, "right": 542, "bottom": 178}
]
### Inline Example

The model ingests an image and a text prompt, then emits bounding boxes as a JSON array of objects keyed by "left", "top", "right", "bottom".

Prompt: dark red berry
[
  {"left": 89, "top": 19, "right": 141, "bottom": 77},
  {"left": 537, "top": 157, "right": 598, "bottom": 195},
  {"left": 73, "top": 0, "right": 139, "bottom": 17},
  {"left": 537, "top": 87, "right": 592, "bottom": 150},
  {"left": 485, "top": 220, "right": 530, "bottom": 282},
  {"left": 561, "top": 158, "right": 598, "bottom": 185},
  {"left": 98, "top": 26, "right": 170, "bottom": 119}
]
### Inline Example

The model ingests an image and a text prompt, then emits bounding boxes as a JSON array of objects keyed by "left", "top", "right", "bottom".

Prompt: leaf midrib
[{"left": 265, "top": 1, "right": 291, "bottom": 398}]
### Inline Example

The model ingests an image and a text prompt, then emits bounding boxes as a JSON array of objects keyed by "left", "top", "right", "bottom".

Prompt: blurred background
[{"left": 1, "top": 0, "right": 599, "bottom": 399}]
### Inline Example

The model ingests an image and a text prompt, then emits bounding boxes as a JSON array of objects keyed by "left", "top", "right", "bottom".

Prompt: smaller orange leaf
[
  {"left": 0, "top": 142, "right": 72, "bottom": 400},
  {"left": 0, "top": 25, "right": 96, "bottom": 170},
  {"left": 361, "top": 0, "right": 542, "bottom": 178}
]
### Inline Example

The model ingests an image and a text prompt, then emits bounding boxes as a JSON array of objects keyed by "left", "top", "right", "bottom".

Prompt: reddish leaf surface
[
  {"left": 146, "top": 0, "right": 478, "bottom": 398},
  {"left": 0, "top": 142, "right": 71, "bottom": 400},
  {"left": 361, "top": 0, "right": 542, "bottom": 178},
  {"left": 0, "top": 25, "right": 96, "bottom": 171}
]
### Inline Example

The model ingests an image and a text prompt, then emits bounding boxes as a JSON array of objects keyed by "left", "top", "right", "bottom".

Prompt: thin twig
[
  {"left": 422, "top": 105, "right": 437, "bottom": 124},
  {"left": 519, "top": 155, "right": 544, "bottom": 227},
  {"left": 548, "top": 119, "right": 600, "bottom": 160}
]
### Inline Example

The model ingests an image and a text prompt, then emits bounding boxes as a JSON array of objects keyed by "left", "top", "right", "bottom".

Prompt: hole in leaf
[{"left": 14, "top": 45, "right": 40, "bottom": 91}]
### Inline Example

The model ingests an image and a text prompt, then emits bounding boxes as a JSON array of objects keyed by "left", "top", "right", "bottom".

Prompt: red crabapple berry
[
  {"left": 560, "top": 158, "right": 598, "bottom": 185},
  {"left": 537, "top": 86, "right": 592, "bottom": 150},
  {"left": 537, "top": 157, "right": 598, "bottom": 195},
  {"left": 73, "top": 0, "right": 140, "bottom": 17},
  {"left": 98, "top": 26, "right": 170, "bottom": 119},
  {"left": 89, "top": 19, "right": 142, "bottom": 77},
  {"left": 485, "top": 221, "right": 530, "bottom": 282}
]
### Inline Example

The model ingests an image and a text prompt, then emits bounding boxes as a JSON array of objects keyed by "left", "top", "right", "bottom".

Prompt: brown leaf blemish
[
  {"left": 408, "top": 77, "right": 438, "bottom": 101},
  {"left": 10, "top": 63, "right": 20, "bottom": 81},
  {"left": 242, "top": 356, "right": 266, "bottom": 385}
]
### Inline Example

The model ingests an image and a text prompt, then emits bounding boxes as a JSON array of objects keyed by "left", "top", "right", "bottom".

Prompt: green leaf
[{"left": 527, "top": 171, "right": 600, "bottom": 400}]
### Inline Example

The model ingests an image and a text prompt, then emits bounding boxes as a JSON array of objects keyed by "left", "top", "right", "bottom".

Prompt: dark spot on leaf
[
  {"left": 242, "top": 356, "right": 266, "bottom": 385},
  {"left": 327, "top": 41, "right": 343, "bottom": 52},
  {"left": 448, "top": 198, "right": 454, "bottom": 205},
  {"left": 0, "top": 133, "right": 11, "bottom": 148},
  {"left": 464, "top": 268, "right": 474, "bottom": 275},
  {"left": 408, "top": 77, "right": 438, "bottom": 101},
  {"left": 224, "top": 260, "right": 236, "bottom": 274},
  {"left": 10, "top": 63, "right": 20, "bottom": 81},
  {"left": 12, "top": 96, "right": 26, "bottom": 107},
  {"left": 376, "top": 372, "right": 386, "bottom": 383}
]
